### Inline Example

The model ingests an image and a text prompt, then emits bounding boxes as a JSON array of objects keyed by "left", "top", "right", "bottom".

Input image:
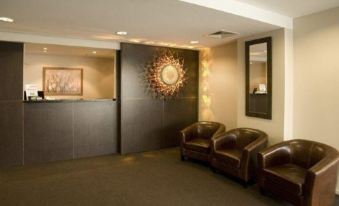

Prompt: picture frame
[{"left": 43, "top": 67, "right": 83, "bottom": 96}]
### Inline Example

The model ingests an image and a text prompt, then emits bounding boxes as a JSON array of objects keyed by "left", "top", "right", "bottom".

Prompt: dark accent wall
[
  {"left": 0, "top": 42, "right": 24, "bottom": 167},
  {"left": 0, "top": 41, "right": 198, "bottom": 166},
  {"left": 119, "top": 43, "right": 199, "bottom": 154}
]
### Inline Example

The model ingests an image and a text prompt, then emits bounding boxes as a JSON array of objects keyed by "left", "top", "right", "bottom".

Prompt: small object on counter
[
  {"left": 28, "top": 96, "right": 38, "bottom": 101},
  {"left": 45, "top": 97, "right": 56, "bottom": 101},
  {"left": 25, "top": 84, "right": 38, "bottom": 100}
]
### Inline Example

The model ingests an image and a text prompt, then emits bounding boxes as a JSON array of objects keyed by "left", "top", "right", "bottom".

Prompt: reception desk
[{"left": 22, "top": 99, "right": 118, "bottom": 165}]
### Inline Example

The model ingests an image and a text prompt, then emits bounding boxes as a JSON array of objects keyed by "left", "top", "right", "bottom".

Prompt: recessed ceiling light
[
  {"left": 190, "top": 40, "right": 199, "bottom": 44},
  {"left": 92, "top": 51, "right": 97, "bottom": 54},
  {"left": 116, "top": 31, "right": 128, "bottom": 36},
  {"left": 43, "top": 47, "right": 48, "bottom": 50},
  {"left": 0, "top": 17, "right": 14, "bottom": 23}
]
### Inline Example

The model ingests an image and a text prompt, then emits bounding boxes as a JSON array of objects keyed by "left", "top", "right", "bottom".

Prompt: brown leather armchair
[
  {"left": 258, "top": 139, "right": 339, "bottom": 206},
  {"left": 180, "top": 121, "right": 225, "bottom": 162},
  {"left": 210, "top": 128, "right": 268, "bottom": 184}
]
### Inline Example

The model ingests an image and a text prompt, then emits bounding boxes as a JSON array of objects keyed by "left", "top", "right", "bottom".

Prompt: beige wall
[
  {"left": 294, "top": 7, "right": 339, "bottom": 193},
  {"left": 237, "top": 29, "right": 286, "bottom": 145},
  {"left": 199, "top": 41, "right": 238, "bottom": 130},
  {"left": 199, "top": 29, "right": 286, "bottom": 145},
  {"left": 24, "top": 53, "right": 115, "bottom": 99},
  {"left": 198, "top": 7, "right": 339, "bottom": 193}
]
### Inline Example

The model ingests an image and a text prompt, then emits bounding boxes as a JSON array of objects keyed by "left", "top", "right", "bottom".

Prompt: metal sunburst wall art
[{"left": 144, "top": 50, "right": 186, "bottom": 99}]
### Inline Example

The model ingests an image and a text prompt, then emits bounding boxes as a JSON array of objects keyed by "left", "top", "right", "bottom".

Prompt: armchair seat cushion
[
  {"left": 214, "top": 148, "right": 242, "bottom": 168},
  {"left": 263, "top": 163, "right": 307, "bottom": 195},
  {"left": 184, "top": 138, "right": 210, "bottom": 153}
]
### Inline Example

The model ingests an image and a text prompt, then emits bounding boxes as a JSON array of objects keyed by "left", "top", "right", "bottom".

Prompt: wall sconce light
[
  {"left": 202, "top": 67, "right": 210, "bottom": 77},
  {"left": 202, "top": 95, "right": 211, "bottom": 107}
]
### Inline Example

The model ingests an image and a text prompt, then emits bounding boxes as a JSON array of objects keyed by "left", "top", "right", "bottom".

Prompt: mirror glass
[
  {"left": 246, "top": 37, "right": 272, "bottom": 119},
  {"left": 161, "top": 65, "right": 179, "bottom": 85}
]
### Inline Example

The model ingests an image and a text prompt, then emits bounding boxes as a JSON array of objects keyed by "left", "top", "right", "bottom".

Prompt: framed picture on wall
[{"left": 43, "top": 67, "right": 83, "bottom": 96}]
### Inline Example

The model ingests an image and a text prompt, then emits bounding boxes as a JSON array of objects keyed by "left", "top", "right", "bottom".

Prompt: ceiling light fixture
[
  {"left": 92, "top": 51, "right": 97, "bottom": 54},
  {"left": 190, "top": 40, "right": 199, "bottom": 44},
  {"left": 116, "top": 31, "right": 128, "bottom": 36},
  {"left": 0, "top": 17, "right": 14, "bottom": 23}
]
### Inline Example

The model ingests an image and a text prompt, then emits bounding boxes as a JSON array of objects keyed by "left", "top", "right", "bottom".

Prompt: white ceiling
[
  {"left": 25, "top": 43, "right": 115, "bottom": 59},
  {"left": 236, "top": 0, "right": 339, "bottom": 17},
  {"left": 0, "top": 0, "right": 279, "bottom": 48},
  {"left": 0, "top": 0, "right": 338, "bottom": 48}
]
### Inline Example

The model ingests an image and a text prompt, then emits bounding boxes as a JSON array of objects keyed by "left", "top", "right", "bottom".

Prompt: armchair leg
[
  {"left": 242, "top": 181, "right": 248, "bottom": 188},
  {"left": 259, "top": 187, "right": 266, "bottom": 196},
  {"left": 181, "top": 155, "right": 186, "bottom": 161},
  {"left": 210, "top": 166, "right": 217, "bottom": 173}
]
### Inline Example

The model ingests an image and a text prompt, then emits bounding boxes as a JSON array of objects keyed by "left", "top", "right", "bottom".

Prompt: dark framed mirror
[{"left": 245, "top": 37, "right": 272, "bottom": 119}]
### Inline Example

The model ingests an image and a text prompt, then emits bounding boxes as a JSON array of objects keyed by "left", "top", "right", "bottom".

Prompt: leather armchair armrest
[
  {"left": 212, "top": 124, "right": 226, "bottom": 140},
  {"left": 304, "top": 154, "right": 339, "bottom": 205},
  {"left": 180, "top": 123, "right": 197, "bottom": 143},
  {"left": 241, "top": 135, "right": 268, "bottom": 180},
  {"left": 307, "top": 154, "right": 339, "bottom": 175},
  {"left": 258, "top": 142, "right": 291, "bottom": 169},
  {"left": 243, "top": 136, "right": 268, "bottom": 162},
  {"left": 244, "top": 135, "right": 268, "bottom": 153},
  {"left": 212, "top": 133, "right": 236, "bottom": 152}
]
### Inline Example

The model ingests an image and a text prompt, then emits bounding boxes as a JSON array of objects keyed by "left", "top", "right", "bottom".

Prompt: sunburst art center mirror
[
  {"left": 145, "top": 50, "right": 186, "bottom": 98},
  {"left": 161, "top": 65, "right": 179, "bottom": 85}
]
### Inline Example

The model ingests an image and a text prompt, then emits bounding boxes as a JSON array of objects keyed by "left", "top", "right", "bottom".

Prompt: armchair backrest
[
  {"left": 287, "top": 140, "right": 338, "bottom": 169},
  {"left": 231, "top": 128, "right": 267, "bottom": 149},
  {"left": 197, "top": 121, "right": 224, "bottom": 139}
]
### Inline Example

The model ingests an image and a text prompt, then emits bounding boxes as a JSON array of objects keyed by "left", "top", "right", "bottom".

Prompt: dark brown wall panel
[
  {"left": 74, "top": 101, "right": 117, "bottom": 158},
  {"left": 24, "top": 101, "right": 118, "bottom": 164},
  {"left": 120, "top": 43, "right": 199, "bottom": 154},
  {"left": 163, "top": 98, "right": 198, "bottom": 146},
  {"left": 121, "top": 99, "right": 163, "bottom": 153},
  {"left": 0, "top": 41, "right": 24, "bottom": 167},
  {"left": 0, "top": 41, "right": 23, "bottom": 100},
  {"left": 24, "top": 103, "right": 74, "bottom": 164},
  {"left": 0, "top": 102, "right": 23, "bottom": 167}
]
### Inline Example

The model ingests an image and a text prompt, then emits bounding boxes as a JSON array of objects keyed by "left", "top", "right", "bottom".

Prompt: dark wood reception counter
[
  {"left": 22, "top": 100, "right": 118, "bottom": 165},
  {"left": 23, "top": 99, "right": 115, "bottom": 103},
  {"left": 0, "top": 41, "right": 120, "bottom": 167}
]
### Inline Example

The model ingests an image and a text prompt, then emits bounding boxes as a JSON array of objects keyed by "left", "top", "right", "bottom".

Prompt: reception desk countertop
[{"left": 23, "top": 99, "right": 116, "bottom": 103}]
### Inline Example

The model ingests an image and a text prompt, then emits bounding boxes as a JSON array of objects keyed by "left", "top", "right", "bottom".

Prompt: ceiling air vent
[{"left": 208, "top": 30, "right": 238, "bottom": 39}]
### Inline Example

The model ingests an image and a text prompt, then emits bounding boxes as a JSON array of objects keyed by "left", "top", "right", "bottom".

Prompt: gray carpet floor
[{"left": 0, "top": 148, "right": 338, "bottom": 206}]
